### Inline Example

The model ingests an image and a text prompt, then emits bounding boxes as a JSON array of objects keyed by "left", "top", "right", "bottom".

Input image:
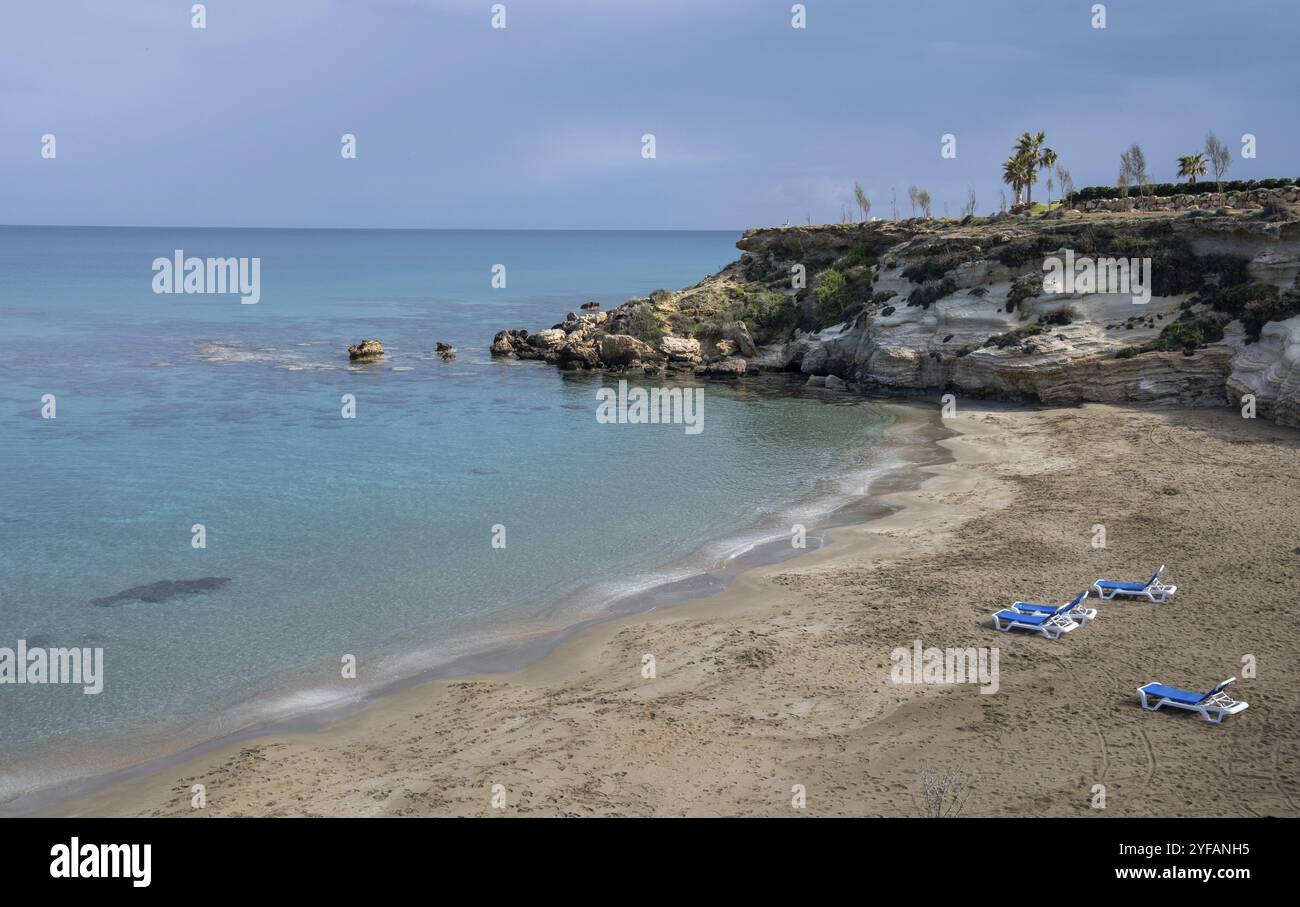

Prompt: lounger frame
[
  {"left": 1008, "top": 597, "right": 1092, "bottom": 626},
  {"left": 1137, "top": 678, "right": 1249, "bottom": 724},
  {"left": 991, "top": 594, "right": 1083, "bottom": 640},
  {"left": 1093, "top": 564, "right": 1177, "bottom": 604}
]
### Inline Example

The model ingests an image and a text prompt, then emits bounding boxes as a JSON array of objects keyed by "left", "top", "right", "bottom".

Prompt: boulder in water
[{"left": 348, "top": 339, "right": 384, "bottom": 361}]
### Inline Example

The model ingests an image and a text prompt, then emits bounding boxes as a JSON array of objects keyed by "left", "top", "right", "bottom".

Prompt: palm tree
[
  {"left": 1177, "top": 153, "right": 1208, "bottom": 185},
  {"left": 1002, "top": 154, "right": 1032, "bottom": 208},
  {"left": 1013, "top": 132, "right": 1056, "bottom": 207}
]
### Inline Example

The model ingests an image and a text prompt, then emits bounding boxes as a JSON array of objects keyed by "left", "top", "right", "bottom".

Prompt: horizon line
[{"left": 0, "top": 223, "right": 752, "bottom": 233}]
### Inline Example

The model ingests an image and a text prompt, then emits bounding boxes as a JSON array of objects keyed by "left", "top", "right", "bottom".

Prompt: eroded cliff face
[
  {"left": 735, "top": 192, "right": 1300, "bottom": 426},
  {"left": 1227, "top": 315, "right": 1300, "bottom": 425},
  {"left": 491, "top": 188, "right": 1300, "bottom": 427}
]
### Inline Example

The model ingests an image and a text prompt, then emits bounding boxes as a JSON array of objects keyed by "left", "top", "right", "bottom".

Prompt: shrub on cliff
[
  {"left": 902, "top": 254, "right": 961, "bottom": 284},
  {"left": 1152, "top": 314, "right": 1227, "bottom": 353},
  {"left": 733, "top": 285, "right": 798, "bottom": 339},
  {"left": 1038, "top": 307, "right": 1074, "bottom": 326},
  {"left": 1241, "top": 289, "right": 1300, "bottom": 343},
  {"left": 907, "top": 277, "right": 957, "bottom": 309},
  {"left": 1007, "top": 275, "right": 1041, "bottom": 312},
  {"left": 626, "top": 304, "right": 665, "bottom": 344},
  {"left": 813, "top": 269, "right": 848, "bottom": 322},
  {"left": 984, "top": 322, "right": 1045, "bottom": 350},
  {"left": 1221, "top": 282, "right": 1279, "bottom": 317},
  {"left": 837, "top": 247, "right": 876, "bottom": 270},
  {"left": 1152, "top": 322, "right": 1207, "bottom": 353}
]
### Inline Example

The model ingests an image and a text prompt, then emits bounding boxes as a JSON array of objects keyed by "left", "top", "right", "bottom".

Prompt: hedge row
[{"left": 1071, "top": 178, "right": 1297, "bottom": 203}]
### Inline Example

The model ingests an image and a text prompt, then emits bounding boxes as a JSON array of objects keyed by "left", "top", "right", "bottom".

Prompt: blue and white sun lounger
[
  {"left": 991, "top": 593, "right": 1085, "bottom": 640},
  {"left": 1011, "top": 590, "right": 1096, "bottom": 625},
  {"left": 1137, "top": 677, "right": 1248, "bottom": 724},
  {"left": 1093, "top": 565, "right": 1177, "bottom": 603}
]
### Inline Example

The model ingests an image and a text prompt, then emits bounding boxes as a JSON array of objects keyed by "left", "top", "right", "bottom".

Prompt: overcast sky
[{"left": 3, "top": 0, "right": 1297, "bottom": 229}]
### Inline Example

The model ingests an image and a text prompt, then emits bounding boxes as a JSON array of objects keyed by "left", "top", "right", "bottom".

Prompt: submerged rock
[
  {"left": 348, "top": 339, "right": 384, "bottom": 361},
  {"left": 92, "top": 577, "right": 231, "bottom": 607}
]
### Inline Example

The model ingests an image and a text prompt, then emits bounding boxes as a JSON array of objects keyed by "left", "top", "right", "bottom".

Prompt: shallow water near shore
[{"left": 0, "top": 226, "right": 926, "bottom": 806}]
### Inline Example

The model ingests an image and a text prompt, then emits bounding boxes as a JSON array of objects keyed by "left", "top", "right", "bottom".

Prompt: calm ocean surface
[{"left": 0, "top": 227, "right": 902, "bottom": 801}]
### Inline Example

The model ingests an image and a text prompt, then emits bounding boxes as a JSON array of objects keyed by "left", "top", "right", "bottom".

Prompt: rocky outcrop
[
  {"left": 658, "top": 336, "right": 702, "bottom": 370},
  {"left": 435, "top": 342, "right": 456, "bottom": 361},
  {"left": 1227, "top": 315, "right": 1300, "bottom": 427},
  {"left": 596, "top": 334, "right": 663, "bottom": 368},
  {"left": 490, "top": 196, "right": 1300, "bottom": 425},
  {"left": 743, "top": 204, "right": 1300, "bottom": 423},
  {"left": 491, "top": 329, "right": 529, "bottom": 356},
  {"left": 348, "top": 339, "right": 384, "bottom": 361}
]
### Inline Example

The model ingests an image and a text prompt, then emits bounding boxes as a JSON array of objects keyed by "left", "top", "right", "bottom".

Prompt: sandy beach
[{"left": 47, "top": 402, "right": 1300, "bottom": 818}]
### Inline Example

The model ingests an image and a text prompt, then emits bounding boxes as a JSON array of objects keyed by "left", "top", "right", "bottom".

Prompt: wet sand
[{"left": 45, "top": 402, "right": 1300, "bottom": 817}]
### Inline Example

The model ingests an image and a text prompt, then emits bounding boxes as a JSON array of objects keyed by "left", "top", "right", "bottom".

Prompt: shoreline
[
  {"left": 34, "top": 401, "right": 1300, "bottom": 817},
  {"left": 3, "top": 393, "right": 947, "bottom": 817}
]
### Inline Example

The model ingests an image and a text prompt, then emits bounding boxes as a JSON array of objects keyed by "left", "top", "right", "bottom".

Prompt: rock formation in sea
[
  {"left": 348, "top": 339, "right": 384, "bottom": 361},
  {"left": 490, "top": 186, "right": 1300, "bottom": 425}
]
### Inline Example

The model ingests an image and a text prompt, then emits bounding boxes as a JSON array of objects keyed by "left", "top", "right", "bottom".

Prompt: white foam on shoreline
[{"left": 1, "top": 410, "right": 924, "bottom": 813}]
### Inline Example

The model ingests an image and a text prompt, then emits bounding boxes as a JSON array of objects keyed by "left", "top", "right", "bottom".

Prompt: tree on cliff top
[
  {"left": 1120, "top": 144, "right": 1150, "bottom": 204},
  {"left": 1205, "top": 132, "right": 1231, "bottom": 202},
  {"left": 1011, "top": 131, "right": 1056, "bottom": 208},
  {"left": 853, "top": 181, "right": 872, "bottom": 221},
  {"left": 1177, "top": 153, "right": 1208, "bottom": 184}
]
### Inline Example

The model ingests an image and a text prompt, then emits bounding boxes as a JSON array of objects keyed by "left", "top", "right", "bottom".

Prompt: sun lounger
[
  {"left": 991, "top": 595, "right": 1082, "bottom": 640},
  {"left": 1010, "top": 590, "right": 1096, "bottom": 625},
  {"left": 1137, "top": 677, "right": 1248, "bottom": 724},
  {"left": 1093, "top": 565, "right": 1177, "bottom": 603}
]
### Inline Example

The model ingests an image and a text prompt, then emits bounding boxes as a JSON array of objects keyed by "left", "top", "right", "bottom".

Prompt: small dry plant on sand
[{"left": 920, "top": 766, "right": 976, "bottom": 818}]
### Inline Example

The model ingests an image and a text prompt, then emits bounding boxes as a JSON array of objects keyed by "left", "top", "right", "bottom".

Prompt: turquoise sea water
[{"left": 0, "top": 227, "right": 900, "bottom": 801}]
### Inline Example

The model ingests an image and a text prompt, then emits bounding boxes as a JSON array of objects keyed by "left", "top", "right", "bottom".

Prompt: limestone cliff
[{"left": 492, "top": 187, "right": 1300, "bottom": 427}]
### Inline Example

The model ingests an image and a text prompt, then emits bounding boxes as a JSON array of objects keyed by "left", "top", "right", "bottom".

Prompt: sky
[{"left": 2, "top": 0, "right": 1298, "bottom": 230}]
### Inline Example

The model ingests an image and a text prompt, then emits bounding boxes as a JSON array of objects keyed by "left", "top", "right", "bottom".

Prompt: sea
[{"left": 0, "top": 226, "right": 910, "bottom": 805}]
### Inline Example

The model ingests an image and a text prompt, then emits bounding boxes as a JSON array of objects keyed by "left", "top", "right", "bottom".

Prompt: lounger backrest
[
  {"left": 1056, "top": 591, "right": 1088, "bottom": 615},
  {"left": 1199, "top": 677, "right": 1236, "bottom": 702},
  {"left": 1147, "top": 565, "right": 1165, "bottom": 587}
]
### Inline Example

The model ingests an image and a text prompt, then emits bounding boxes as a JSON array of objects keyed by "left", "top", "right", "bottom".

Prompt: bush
[
  {"left": 1008, "top": 275, "right": 1041, "bottom": 311},
  {"left": 1072, "top": 177, "right": 1296, "bottom": 202},
  {"left": 902, "top": 254, "right": 961, "bottom": 284},
  {"left": 626, "top": 305, "right": 664, "bottom": 344},
  {"left": 1151, "top": 314, "right": 1227, "bottom": 352},
  {"left": 1152, "top": 322, "right": 1206, "bottom": 352},
  {"left": 1222, "top": 282, "right": 1279, "bottom": 317},
  {"left": 1241, "top": 289, "right": 1300, "bottom": 342},
  {"left": 871, "top": 291, "right": 897, "bottom": 306},
  {"left": 1038, "top": 308, "right": 1074, "bottom": 327},
  {"left": 838, "top": 247, "right": 876, "bottom": 270},
  {"left": 984, "top": 322, "right": 1045, "bottom": 350},
  {"left": 907, "top": 277, "right": 957, "bottom": 309}
]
